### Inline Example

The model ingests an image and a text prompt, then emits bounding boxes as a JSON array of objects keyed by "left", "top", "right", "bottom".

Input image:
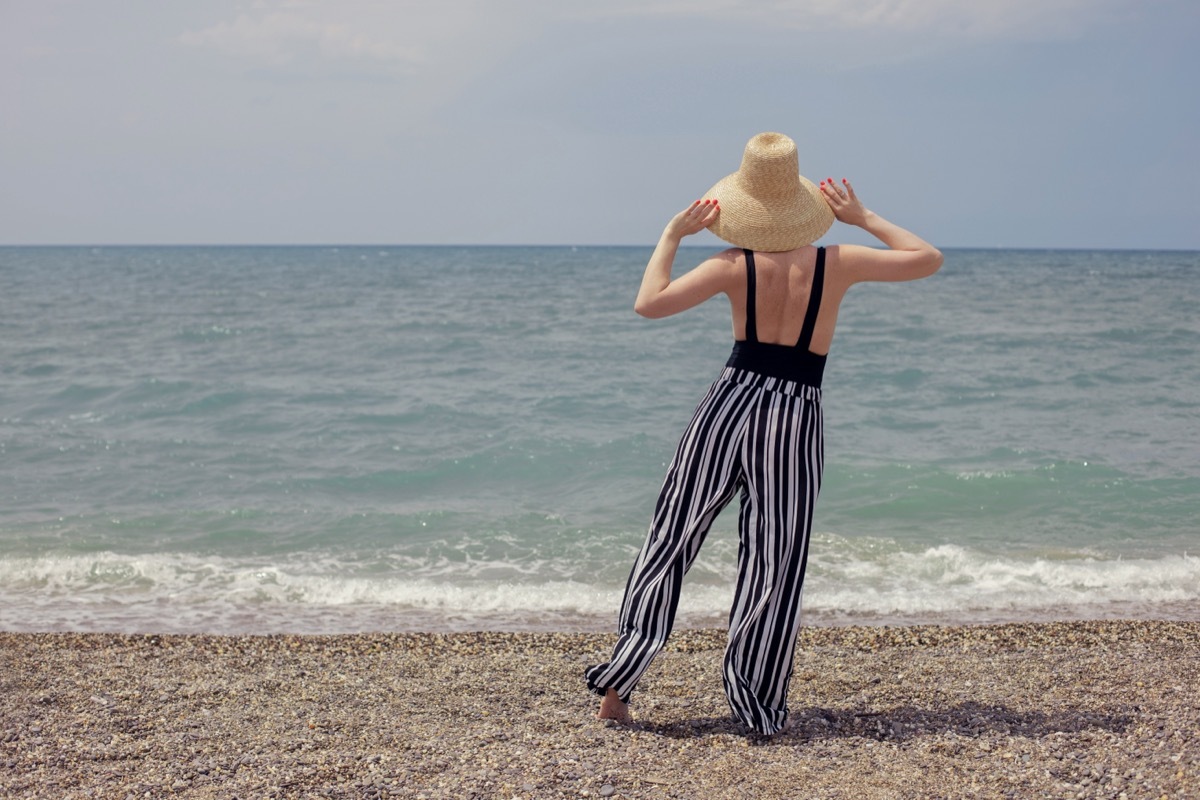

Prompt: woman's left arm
[{"left": 634, "top": 200, "right": 731, "bottom": 318}]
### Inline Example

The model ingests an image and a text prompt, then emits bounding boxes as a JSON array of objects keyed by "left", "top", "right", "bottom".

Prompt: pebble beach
[{"left": 2, "top": 620, "right": 1197, "bottom": 799}]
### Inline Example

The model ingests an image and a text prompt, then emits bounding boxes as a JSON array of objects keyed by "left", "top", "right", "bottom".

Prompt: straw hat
[{"left": 704, "top": 132, "right": 834, "bottom": 252}]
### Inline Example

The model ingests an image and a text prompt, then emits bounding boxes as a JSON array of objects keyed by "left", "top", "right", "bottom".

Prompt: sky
[{"left": 2, "top": 0, "right": 1198, "bottom": 249}]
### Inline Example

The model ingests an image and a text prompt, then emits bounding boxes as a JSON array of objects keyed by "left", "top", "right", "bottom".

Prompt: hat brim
[{"left": 704, "top": 172, "right": 835, "bottom": 252}]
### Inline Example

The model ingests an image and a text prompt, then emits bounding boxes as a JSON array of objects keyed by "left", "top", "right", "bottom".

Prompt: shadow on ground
[{"left": 630, "top": 700, "right": 1133, "bottom": 745}]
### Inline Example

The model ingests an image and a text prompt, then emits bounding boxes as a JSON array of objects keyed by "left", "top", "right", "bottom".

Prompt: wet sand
[{"left": 2, "top": 620, "right": 1197, "bottom": 798}]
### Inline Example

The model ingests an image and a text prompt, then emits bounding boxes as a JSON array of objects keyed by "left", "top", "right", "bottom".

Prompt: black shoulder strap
[
  {"left": 743, "top": 249, "right": 758, "bottom": 343},
  {"left": 797, "top": 247, "right": 825, "bottom": 350}
]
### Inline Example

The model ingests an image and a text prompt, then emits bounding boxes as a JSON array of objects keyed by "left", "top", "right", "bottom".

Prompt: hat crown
[
  {"left": 703, "top": 131, "right": 834, "bottom": 252},
  {"left": 737, "top": 133, "right": 801, "bottom": 199}
]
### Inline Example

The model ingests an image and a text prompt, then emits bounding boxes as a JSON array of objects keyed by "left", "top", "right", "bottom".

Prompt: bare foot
[{"left": 596, "top": 688, "right": 632, "bottom": 724}]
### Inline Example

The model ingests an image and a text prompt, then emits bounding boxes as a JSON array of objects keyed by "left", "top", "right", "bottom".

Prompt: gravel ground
[{"left": 1, "top": 620, "right": 1197, "bottom": 799}]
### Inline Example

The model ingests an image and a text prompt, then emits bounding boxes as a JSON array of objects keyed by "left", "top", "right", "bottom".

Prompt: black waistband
[{"left": 725, "top": 341, "right": 826, "bottom": 388}]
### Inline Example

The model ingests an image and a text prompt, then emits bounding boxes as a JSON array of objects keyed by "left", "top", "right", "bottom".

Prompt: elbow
[
  {"left": 924, "top": 247, "right": 944, "bottom": 277},
  {"left": 634, "top": 292, "right": 668, "bottom": 318},
  {"left": 634, "top": 300, "right": 663, "bottom": 319}
]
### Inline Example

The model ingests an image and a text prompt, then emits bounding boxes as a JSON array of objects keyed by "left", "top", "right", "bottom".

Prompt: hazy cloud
[
  {"left": 179, "top": 10, "right": 421, "bottom": 73},
  {"left": 588, "top": 0, "right": 1131, "bottom": 38},
  {"left": 178, "top": 0, "right": 1138, "bottom": 88},
  {"left": 178, "top": 1, "right": 546, "bottom": 78}
]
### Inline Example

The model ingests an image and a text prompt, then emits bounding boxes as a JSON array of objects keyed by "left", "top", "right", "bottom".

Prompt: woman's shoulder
[
  {"left": 710, "top": 247, "right": 744, "bottom": 262},
  {"left": 692, "top": 247, "right": 744, "bottom": 275}
]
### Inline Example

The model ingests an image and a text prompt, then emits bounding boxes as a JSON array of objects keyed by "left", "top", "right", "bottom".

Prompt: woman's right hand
[
  {"left": 663, "top": 199, "right": 720, "bottom": 240},
  {"left": 820, "top": 179, "right": 869, "bottom": 227}
]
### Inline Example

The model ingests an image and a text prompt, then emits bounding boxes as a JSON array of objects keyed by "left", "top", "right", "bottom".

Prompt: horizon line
[{"left": 2, "top": 243, "right": 1198, "bottom": 253}]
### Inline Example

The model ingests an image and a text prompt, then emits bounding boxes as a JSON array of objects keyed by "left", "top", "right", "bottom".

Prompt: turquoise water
[{"left": 0, "top": 245, "right": 1197, "bottom": 632}]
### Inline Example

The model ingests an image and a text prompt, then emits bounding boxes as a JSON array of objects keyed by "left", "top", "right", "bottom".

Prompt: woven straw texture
[{"left": 704, "top": 132, "right": 834, "bottom": 252}]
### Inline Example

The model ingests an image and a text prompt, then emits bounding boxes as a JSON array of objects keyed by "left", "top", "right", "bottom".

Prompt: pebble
[{"left": 0, "top": 621, "right": 1196, "bottom": 799}]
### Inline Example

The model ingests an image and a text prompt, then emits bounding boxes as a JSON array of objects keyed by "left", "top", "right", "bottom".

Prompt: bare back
[{"left": 727, "top": 246, "right": 848, "bottom": 356}]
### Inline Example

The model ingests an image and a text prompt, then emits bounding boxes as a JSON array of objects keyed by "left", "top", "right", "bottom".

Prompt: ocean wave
[
  {"left": 804, "top": 538, "right": 1200, "bottom": 620},
  {"left": 1, "top": 542, "right": 1195, "bottom": 634}
]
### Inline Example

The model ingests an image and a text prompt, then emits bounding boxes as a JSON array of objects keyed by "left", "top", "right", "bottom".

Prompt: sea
[{"left": 1, "top": 245, "right": 1197, "bottom": 634}]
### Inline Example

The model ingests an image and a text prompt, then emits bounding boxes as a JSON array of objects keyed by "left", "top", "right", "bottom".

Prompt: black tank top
[{"left": 725, "top": 247, "right": 827, "bottom": 387}]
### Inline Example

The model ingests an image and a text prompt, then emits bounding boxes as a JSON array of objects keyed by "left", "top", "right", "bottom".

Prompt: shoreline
[
  {"left": 5, "top": 597, "right": 1200, "bottom": 637},
  {"left": 3, "top": 620, "right": 1197, "bottom": 798}
]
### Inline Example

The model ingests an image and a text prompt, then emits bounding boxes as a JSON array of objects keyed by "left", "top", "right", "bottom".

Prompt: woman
[{"left": 584, "top": 132, "right": 943, "bottom": 735}]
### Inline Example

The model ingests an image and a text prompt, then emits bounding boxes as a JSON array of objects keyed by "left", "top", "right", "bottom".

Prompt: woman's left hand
[{"left": 664, "top": 199, "right": 720, "bottom": 240}]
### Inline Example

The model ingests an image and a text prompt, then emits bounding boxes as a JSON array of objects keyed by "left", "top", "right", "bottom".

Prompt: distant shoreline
[
  {"left": 5, "top": 599, "right": 1200, "bottom": 637},
  {"left": 2, "top": 243, "right": 1199, "bottom": 253}
]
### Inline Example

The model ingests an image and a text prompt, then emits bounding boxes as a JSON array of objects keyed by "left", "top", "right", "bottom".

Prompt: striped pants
[{"left": 585, "top": 366, "right": 823, "bottom": 735}]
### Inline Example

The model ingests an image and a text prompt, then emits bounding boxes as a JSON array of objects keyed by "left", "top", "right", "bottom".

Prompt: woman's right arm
[
  {"left": 820, "top": 179, "right": 943, "bottom": 284},
  {"left": 633, "top": 200, "right": 733, "bottom": 318}
]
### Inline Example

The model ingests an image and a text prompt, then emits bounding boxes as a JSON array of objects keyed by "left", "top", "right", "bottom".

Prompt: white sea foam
[
  {"left": 1, "top": 544, "right": 1196, "bottom": 634},
  {"left": 803, "top": 543, "right": 1200, "bottom": 623}
]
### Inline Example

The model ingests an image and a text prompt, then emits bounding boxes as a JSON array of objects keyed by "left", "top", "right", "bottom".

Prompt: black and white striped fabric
[{"left": 586, "top": 365, "right": 823, "bottom": 735}]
